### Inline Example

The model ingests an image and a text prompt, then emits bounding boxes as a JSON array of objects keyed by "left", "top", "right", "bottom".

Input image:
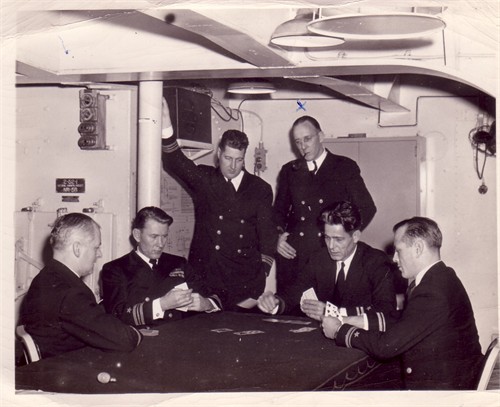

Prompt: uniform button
[
  {"left": 145, "top": 297, "right": 150, "bottom": 302},
  {"left": 406, "top": 367, "right": 412, "bottom": 374},
  {"left": 217, "top": 230, "right": 221, "bottom": 235},
  {"left": 237, "top": 249, "right": 241, "bottom": 254},
  {"left": 239, "top": 234, "right": 243, "bottom": 239},
  {"left": 240, "top": 219, "right": 245, "bottom": 224},
  {"left": 219, "top": 215, "right": 223, "bottom": 220},
  {"left": 215, "top": 245, "right": 220, "bottom": 250},
  {"left": 301, "top": 200, "right": 305, "bottom": 205},
  {"left": 318, "top": 232, "right": 322, "bottom": 237},
  {"left": 299, "top": 232, "right": 304, "bottom": 237},
  {"left": 300, "top": 216, "right": 305, "bottom": 221},
  {"left": 168, "top": 313, "right": 173, "bottom": 318},
  {"left": 319, "top": 199, "right": 324, "bottom": 204},
  {"left": 155, "top": 313, "right": 161, "bottom": 317}
]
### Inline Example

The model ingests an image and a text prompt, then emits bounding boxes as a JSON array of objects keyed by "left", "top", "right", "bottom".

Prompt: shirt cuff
[
  {"left": 152, "top": 298, "right": 165, "bottom": 319},
  {"left": 162, "top": 125, "right": 174, "bottom": 138},
  {"left": 362, "top": 313, "right": 369, "bottom": 330},
  {"left": 270, "top": 304, "right": 279, "bottom": 315},
  {"left": 206, "top": 298, "right": 221, "bottom": 313}
]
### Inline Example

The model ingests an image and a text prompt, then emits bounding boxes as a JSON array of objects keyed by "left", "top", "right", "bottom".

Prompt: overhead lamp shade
[
  {"left": 307, "top": 13, "right": 446, "bottom": 40},
  {"left": 270, "top": 15, "right": 345, "bottom": 48},
  {"left": 227, "top": 81, "right": 276, "bottom": 95}
]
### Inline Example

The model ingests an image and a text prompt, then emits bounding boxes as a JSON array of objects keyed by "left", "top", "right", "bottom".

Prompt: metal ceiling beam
[
  {"left": 288, "top": 76, "right": 409, "bottom": 112},
  {"left": 143, "top": 9, "right": 294, "bottom": 68}
]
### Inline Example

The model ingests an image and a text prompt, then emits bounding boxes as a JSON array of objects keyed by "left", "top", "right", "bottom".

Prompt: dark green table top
[{"left": 16, "top": 311, "right": 379, "bottom": 393}]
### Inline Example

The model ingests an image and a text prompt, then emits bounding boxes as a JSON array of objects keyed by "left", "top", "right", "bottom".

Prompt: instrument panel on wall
[{"left": 78, "top": 89, "right": 109, "bottom": 150}]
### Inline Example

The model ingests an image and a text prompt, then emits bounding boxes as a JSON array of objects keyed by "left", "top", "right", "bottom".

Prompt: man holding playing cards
[
  {"left": 101, "top": 207, "right": 219, "bottom": 327},
  {"left": 259, "top": 201, "right": 397, "bottom": 332},
  {"left": 321, "top": 216, "right": 482, "bottom": 390}
]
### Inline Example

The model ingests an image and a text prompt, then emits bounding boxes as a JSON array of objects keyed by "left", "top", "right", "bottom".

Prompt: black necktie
[
  {"left": 227, "top": 178, "right": 236, "bottom": 192},
  {"left": 333, "top": 262, "right": 345, "bottom": 302},
  {"left": 406, "top": 279, "right": 416, "bottom": 298},
  {"left": 149, "top": 259, "right": 158, "bottom": 271}
]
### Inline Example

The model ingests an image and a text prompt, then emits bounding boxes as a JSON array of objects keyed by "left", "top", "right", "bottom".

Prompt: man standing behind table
[
  {"left": 20, "top": 213, "right": 142, "bottom": 359},
  {"left": 274, "top": 116, "right": 376, "bottom": 291},
  {"left": 322, "top": 217, "right": 483, "bottom": 390},
  {"left": 161, "top": 98, "right": 277, "bottom": 311},
  {"left": 101, "top": 206, "right": 219, "bottom": 327},
  {"left": 259, "top": 201, "right": 398, "bottom": 332}
]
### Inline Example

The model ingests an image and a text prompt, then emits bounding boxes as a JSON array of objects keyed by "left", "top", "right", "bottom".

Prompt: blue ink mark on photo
[
  {"left": 58, "top": 36, "right": 70, "bottom": 55},
  {"left": 296, "top": 100, "right": 307, "bottom": 112}
]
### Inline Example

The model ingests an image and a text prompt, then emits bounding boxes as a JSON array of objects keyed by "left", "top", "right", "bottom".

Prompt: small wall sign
[{"left": 56, "top": 178, "right": 85, "bottom": 193}]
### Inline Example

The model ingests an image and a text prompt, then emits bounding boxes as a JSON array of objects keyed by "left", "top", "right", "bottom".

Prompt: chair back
[
  {"left": 477, "top": 337, "right": 499, "bottom": 390},
  {"left": 15, "top": 325, "right": 41, "bottom": 364}
]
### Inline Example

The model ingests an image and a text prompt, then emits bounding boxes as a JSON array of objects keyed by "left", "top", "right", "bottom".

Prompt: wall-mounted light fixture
[{"left": 227, "top": 81, "right": 276, "bottom": 95}]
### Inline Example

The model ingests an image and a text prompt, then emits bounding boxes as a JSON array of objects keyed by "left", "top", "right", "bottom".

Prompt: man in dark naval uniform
[
  {"left": 161, "top": 98, "right": 277, "bottom": 311},
  {"left": 274, "top": 115, "right": 376, "bottom": 291},
  {"left": 102, "top": 206, "right": 218, "bottom": 327},
  {"left": 20, "top": 213, "right": 142, "bottom": 359},
  {"left": 322, "top": 217, "right": 483, "bottom": 390},
  {"left": 259, "top": 201, "right": 398, "bottom": 332}
]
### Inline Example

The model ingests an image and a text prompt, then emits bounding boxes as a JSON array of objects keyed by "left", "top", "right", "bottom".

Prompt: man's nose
[
  {"left": 393, "top": 253, "right": 398, "bottom": 263},
  {"left": 230, "top": 160, "right": 236, "bottom": 169}
]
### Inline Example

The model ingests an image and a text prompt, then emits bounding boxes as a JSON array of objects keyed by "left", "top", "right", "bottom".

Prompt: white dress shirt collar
[
  {"left": 336, "top": 245, "right": 357, "bottom": 279},
  {"left": 306, "top": 148, "right": 327, "bottom": 172},
  {"left": 414, "top": 260, "right": 442, "bottom": 286},
  {"left": 136, "top": 249, "right": 155, "bottom": 269},
  {"left": 224, "top": 169, "right": 244, "bottom": 191}
]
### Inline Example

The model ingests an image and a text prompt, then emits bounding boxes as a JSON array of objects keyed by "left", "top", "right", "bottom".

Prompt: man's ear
[
  {"left": 318, "top": 130, "right": 325, "bottom": 143},
  {"left": 352, "top": 230, "right": 361, "bottom": 244},
  {"left": 217, "top": 147, "right": 222, "bottom": 160},
  {"left": 132, "top": 228, "right": 141, "bottom": 244},
  {"left": 414, "top": 238, "right": 425, "bottom": 257},
  {"left": 72, "top": 241, "right": 81, "bottom": 258}
]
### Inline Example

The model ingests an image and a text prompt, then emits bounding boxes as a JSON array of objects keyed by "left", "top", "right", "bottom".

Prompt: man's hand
[
  {"left": 161, "top": 97, "right": 172, "bottom": 130},
  {"left": 322, "top": 316, "right": 342, "bottom": 340},
  {"left": 277, "top": 232, "right": 296, "bottom": 259},
  {"left": 187, "top": 293, "right": 215, "bottom": 312},
  {"left": 300, "top": 299, "right": 326, "bottom": 321},
  {"left": 257, "top": 291, "right": 279, "bottom": 314},
  {"left": 160, "top": 288, "right": 193, "bottom": 311}
]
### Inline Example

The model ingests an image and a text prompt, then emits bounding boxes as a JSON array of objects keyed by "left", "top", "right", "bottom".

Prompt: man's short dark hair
[
  {"left": 319, "top": 201, "right": 361, "bottom": 234},
  {"left": 219, "top": 130, "right": 249, "bottom": 152},
  {"left": 393, "top": 216, "right": 442, "bottom": 249},
  {"left": 132, "top": 207, "right": 173, "bottom": 230},
  {"left": 50, "top": 213, "right": 99, "bottom": 250},
  {"left": 292, "top": 116, "right": 322, "bottom": 132}
]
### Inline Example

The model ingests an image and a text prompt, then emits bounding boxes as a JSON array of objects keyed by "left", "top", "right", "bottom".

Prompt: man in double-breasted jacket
[
  {"left": 161, "top": 98, "right": 276, "bottom": 310},
  {"left": 259, "top": 201, "right": 397, "bottom": 332},
  {"left": 322, "top": 217, "right": 483, "bottom": 390},
  {"left": 274, "top": 115, "right": 376, "bottom": 290},
  {"left": 102, "top": 207, "right": 217, "bottom": 327}
]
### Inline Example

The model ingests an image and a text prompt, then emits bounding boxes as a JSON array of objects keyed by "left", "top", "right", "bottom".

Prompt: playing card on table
[
  {"left": 233, "top": 330, "right": 265, "bottom": 336},
  {"left": 289, "top": 327, "right": 318, "bottom": 333},
  {"left": 210, "top": 328, "right": 233, "bottom": 333},
  {"left": 325, "top": 301, "right": 343, "bottom": 322},
  {"left": 300, "top": 287, "right": 318, "bottom": 305}
]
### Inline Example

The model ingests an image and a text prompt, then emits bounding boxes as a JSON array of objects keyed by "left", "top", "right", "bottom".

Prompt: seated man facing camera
[
  {"left": 101, "top": 206, "right": 219, "bottom": 327},
  {"left": 20, "top": 213, "right": 142, "bottom": 358},
  {"left": 322, "top": 217, "right": 483, "bottom": 390},
  {"left": 259, "top": 201, "right": 398, "bottom": 332}
]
